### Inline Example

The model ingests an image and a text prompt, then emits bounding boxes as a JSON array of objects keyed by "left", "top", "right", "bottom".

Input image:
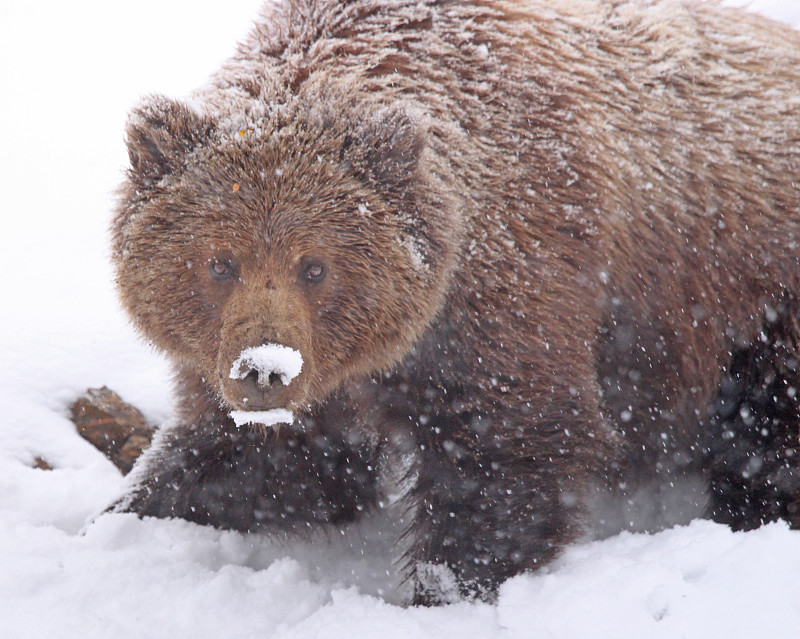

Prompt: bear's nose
[{"left": 244, "top": 368, "right": 284, "bottom": 388}]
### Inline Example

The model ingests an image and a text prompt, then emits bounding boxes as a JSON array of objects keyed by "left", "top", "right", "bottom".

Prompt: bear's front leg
[
  {"left": 111, "top": 374, "right": 378, "bottom": 533},
  {"left": 406, "top": 402, "right": 609, "bottom": 605}
]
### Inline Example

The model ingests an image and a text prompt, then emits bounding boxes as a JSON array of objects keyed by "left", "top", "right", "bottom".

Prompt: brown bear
[{"left": 110, "top": 0, "right": 800, "bottom": 604}]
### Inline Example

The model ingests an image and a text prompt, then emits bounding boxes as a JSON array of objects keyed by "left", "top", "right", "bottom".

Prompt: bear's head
[{"left": 112, "top": 93, "right": 459, "bottom": 419}]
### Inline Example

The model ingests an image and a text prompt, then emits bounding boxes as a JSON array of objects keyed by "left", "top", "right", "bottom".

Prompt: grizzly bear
[{"left": 110, "top": 0, "right": 800, "bottom": 604}]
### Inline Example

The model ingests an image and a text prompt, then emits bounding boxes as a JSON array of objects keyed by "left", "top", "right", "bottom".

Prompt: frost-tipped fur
[{"left": 111, "top": 0, "right": 800, "bottom": 604}]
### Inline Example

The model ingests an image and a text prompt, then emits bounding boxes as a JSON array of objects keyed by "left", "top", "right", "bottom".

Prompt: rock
[
  {"left": 70, "top": 387, "right": 155, "bottom": 474},
  {"left": 33, "top": 457, "right": 52, "bottom": 471}
]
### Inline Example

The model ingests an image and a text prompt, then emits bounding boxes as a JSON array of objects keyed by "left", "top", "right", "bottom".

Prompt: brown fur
[{"left": 111, "top": 0, "right": 800, "bottom": 604}]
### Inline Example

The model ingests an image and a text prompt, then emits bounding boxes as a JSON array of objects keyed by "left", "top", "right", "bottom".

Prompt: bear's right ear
[{"left": 125, "top": 95, "right": 212, "bottom": 184}]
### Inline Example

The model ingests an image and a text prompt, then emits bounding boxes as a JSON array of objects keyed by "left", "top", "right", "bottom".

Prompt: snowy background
[{"left": 1, "top": 1, "right": 800, "bottom": 637}]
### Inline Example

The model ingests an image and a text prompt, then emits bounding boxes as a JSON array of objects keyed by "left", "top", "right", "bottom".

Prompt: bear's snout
[{"left": 223, "top": 343, "right": 305, "bottom": 411}]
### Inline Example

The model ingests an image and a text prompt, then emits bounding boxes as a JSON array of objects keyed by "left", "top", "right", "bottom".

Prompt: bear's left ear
[
  {"left": 340, "top": 107, "right": 424, "bottom": 194},
  {"left": 125, "top": 95, "right": 213, "bottom": 185}
]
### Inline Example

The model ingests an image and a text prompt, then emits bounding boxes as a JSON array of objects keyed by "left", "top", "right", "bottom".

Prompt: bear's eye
[
  {"left": 210, "top": 258, "right": 235, "bottom": 282},
  {"left": 304, "top": 262, "right": 325, "bottom": 283}
]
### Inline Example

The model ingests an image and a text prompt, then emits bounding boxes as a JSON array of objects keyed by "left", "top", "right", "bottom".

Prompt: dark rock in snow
[{"left": 70, "top": 387, "right": 154, "bottom": 474}]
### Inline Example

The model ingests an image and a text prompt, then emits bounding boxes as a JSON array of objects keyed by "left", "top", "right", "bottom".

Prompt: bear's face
[{"left": 113, "top": 96, "right": 456, "bottom": 416}]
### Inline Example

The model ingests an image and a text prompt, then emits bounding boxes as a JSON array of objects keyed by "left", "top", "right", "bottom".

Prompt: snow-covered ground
[{"left": 1, "top": 1, "right": 799, "bottom": 637}]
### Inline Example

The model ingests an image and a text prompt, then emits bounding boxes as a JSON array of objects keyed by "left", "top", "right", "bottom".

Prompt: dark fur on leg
[
  {"left": 708, "top": 298, "right": 800, "bottom": 530},
  {"left": 114, "top": 373, "right": 379, "bottom": 533},
  {"left": 401, "top": 406, "right": 588, "bottom": 605}
]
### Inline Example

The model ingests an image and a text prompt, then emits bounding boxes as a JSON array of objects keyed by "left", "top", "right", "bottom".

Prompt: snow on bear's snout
[{"left": 229, "top": 344, "right": 303, "bottom": 385}]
